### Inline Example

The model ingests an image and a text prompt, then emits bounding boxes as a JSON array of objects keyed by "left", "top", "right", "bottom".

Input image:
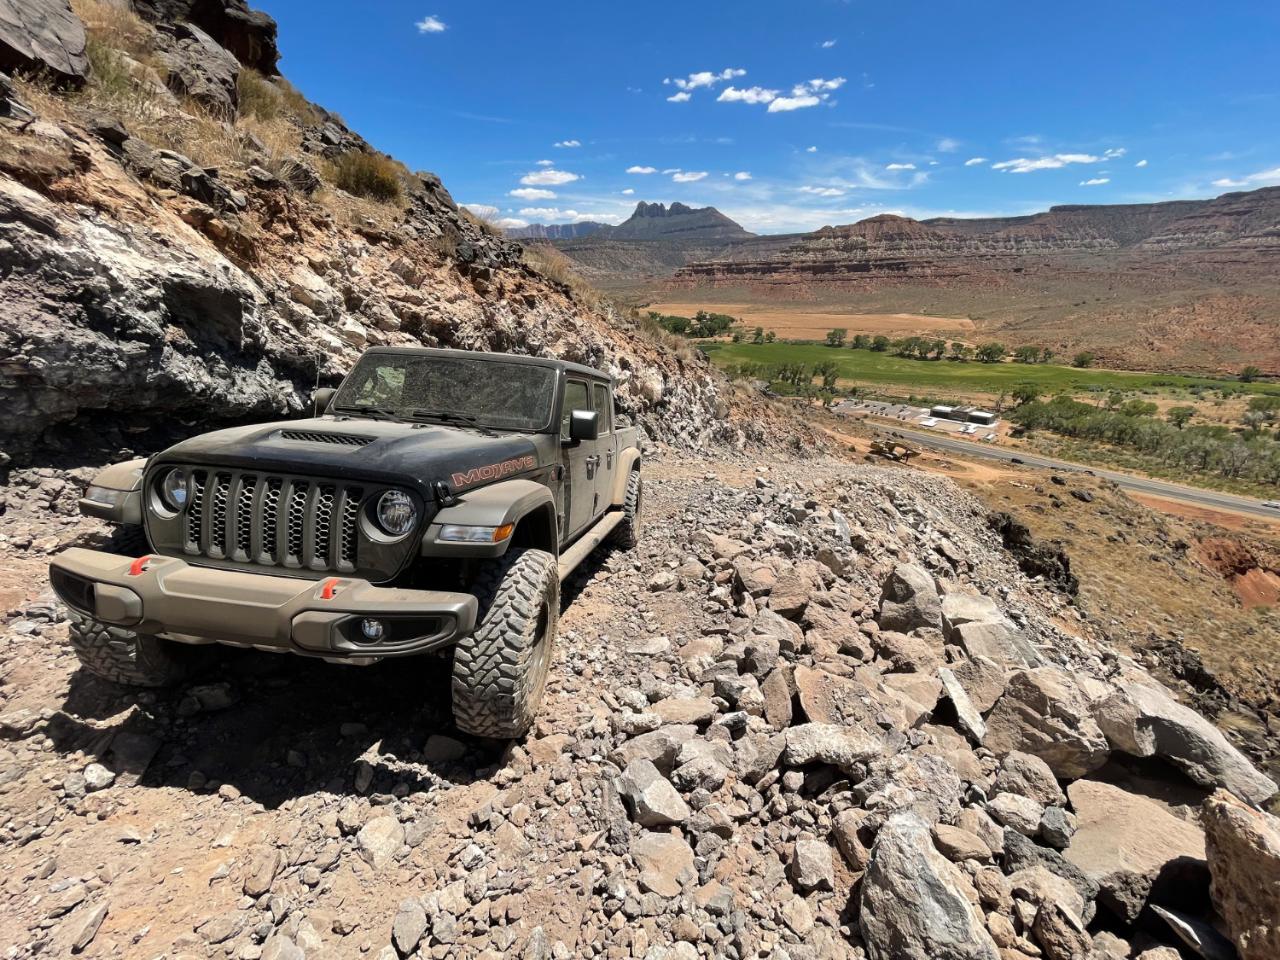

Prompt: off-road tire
[
  {"left": 613, "top": 470, "right": 642, "bottom": 549},
  {"left": 451, "top": 547, "right": 559, "bottom": 739},
  {"left": 65, "top": 523, "right": 190, "bottom": 687}
]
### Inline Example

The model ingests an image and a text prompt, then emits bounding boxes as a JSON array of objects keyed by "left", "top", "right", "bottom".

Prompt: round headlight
[
  {"left": 376, "top": 491, "right": 417, "bottom": 537},
  {"left": 159, "top": 468, "right": 189, "bottom": 511}
]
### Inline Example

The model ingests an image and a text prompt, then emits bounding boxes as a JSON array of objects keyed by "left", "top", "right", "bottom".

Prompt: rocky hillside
[{"left": 0, "top": 1, "right": 760, "bottom": 467}]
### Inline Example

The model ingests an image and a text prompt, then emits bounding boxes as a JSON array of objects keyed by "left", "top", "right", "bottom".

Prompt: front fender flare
[
  {"left": 420, "top": 478, "right": 557, "bottom": 558},
  {"left": 79, "top": 458, "right": 147, "bottom": 525}
]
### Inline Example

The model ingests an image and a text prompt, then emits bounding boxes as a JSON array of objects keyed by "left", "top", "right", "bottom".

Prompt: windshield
[{"left": 334, "top": 354, "right": 558, "bottom": 431}]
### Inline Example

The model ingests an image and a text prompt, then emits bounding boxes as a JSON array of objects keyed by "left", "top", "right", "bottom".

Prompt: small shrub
[{"left": 325, "top": 151, "right": 402, "bottom": 202}]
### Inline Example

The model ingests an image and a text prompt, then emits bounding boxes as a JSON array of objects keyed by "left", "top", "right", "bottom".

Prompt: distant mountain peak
[{"left": 608, "top": 201, "right": 753, "bottom": 241}]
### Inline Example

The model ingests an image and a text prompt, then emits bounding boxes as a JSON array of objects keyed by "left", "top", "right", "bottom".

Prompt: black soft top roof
[{"left": 359, "top": 346, "right": 612, "bottom": 383}]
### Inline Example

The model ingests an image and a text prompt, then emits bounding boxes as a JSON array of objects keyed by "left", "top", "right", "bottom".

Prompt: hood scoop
[{"left": 278, "top": 429, "right": 374, "bottom": 447}]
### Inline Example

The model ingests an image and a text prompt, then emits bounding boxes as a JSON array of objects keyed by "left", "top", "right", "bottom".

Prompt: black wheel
[
  {"left": 65, "top": 523, "right": 190, "bottom": 687},
  {"left": 613, "top": 470, "right": 642, "bottom": 550},
  {"left": 451, "top": 547, "right": 559, "bottom": 739}
]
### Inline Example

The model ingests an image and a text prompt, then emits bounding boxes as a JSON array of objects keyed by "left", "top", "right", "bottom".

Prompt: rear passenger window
[
  {"left": 593, "top": 384, "right": 612, "bottom": 434},
  {"left": 561, "top": 380, "right": 589, "bottom": 439}
]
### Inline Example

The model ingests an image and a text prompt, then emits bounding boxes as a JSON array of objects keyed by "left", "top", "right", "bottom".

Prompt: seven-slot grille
[{"left": 181, "top": 469, "right": 364, "bottom": 572}]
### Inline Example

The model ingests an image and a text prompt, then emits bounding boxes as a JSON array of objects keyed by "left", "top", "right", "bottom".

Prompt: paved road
[{"left": 874, "top": 425, "right": 1280, "bottom": 522}]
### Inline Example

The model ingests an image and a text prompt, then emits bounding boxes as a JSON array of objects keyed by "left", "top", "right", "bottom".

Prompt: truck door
[
  {"left": 592, "top": 382, "right": 617, "bottom": 517},
  {"left": 560, "top": 377, "right": 598, "bottom": 541}
]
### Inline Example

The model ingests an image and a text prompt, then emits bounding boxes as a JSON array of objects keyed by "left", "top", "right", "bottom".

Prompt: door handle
[{"left": 606, "top": 450, "right": 614, "bottom": 468}]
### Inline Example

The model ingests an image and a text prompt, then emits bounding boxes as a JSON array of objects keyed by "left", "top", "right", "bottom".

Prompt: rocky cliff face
[
  {"left": 672, "top": 190, "right": 1280, "bottom": 291},
  {"left": 0, "top": 1, "right": 758, "bottom": 466}
]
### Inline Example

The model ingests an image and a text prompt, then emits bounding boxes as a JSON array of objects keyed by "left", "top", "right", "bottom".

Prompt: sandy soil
[{"left": 647, "top": 302, "right": 973, "bottom": 341}]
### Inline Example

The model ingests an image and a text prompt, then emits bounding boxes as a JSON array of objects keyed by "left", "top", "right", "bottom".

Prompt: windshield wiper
[
  {"left": 408, "top": 409, "right": 497, "bottom": 436},
  {"left": 333, "top": 404, "right": 397, "bottom": 421}
]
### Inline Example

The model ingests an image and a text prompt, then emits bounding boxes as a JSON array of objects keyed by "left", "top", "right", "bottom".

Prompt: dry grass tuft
[
  {"left": 236, "top": 68, "right": 281, "bottom": 121},
  {"left": 323, "top": 151, "right": 403, "bottom": 203}
]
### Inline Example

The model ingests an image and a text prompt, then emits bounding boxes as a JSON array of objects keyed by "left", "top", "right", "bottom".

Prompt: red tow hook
[
  {"left": 320, "top": 577, "right": 341, "bottom": 600},
  {"left": 127, "top": 555, "right": 153, "bottom": 577}
]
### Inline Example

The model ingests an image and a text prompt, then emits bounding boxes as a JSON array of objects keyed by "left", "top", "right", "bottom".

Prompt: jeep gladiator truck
[{"left": 49, "top": 347, "right": 642, "bottom": 738}]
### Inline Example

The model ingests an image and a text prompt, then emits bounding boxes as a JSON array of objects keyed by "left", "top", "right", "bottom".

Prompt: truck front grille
[{"left": 179, "top": 469, "right": 365, "bottom": 573}]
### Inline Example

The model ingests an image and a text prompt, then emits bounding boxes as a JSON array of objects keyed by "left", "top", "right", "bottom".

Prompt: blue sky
[{"left": 257, "top": 1, "right": 1280, "bottom": 234}]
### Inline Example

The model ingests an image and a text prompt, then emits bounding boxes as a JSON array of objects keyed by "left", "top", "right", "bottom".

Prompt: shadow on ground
[{"left": 43, "top": 542, "right": 620, "bottom": 808}]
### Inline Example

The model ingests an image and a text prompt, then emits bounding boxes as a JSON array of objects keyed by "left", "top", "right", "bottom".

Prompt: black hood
[{"left": 152, "top": 416, "right": 547, "bottom": 498}]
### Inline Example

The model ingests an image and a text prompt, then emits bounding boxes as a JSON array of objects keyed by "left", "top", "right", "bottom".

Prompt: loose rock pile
[{"left": 3, "top": 455, "right": 1275, "bottom": 959}]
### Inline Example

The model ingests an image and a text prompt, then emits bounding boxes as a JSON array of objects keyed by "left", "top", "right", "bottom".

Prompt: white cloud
[
  {"left": 718, "top": 85, "right": 780, "bottom": 105},
  {"left": 821, "top": 39, "right": 837, "bottom": 48},
  {"left": 1104, "top": 147, "right": 1126, "bottom": 158},
  {"left": 806, "top": 146, "right": 818, "bottom": 153},
  {"left": 798, "top": 186, "right": 846, "bottom": 197},
  {"left": 936, "top": 138, "right": 960, "bottom": 153},
  {"left": 535, "top": 159, "right": 554, "bottom": 166},
  {"left": 964, "top": 157, "right": 988, "bottom": 166},
  {"left": 415, "top": 15, "right": 446, "bottom": 33},
  {"left": 1212, "top": 166, "right": 1280, "bottom": 188},
  {"left": 993, "top": 153, "right": 1104, "bottom": 173},
  {"left": 734, "top": 171, "right": 752, "bottom": 181},
  {"left": 672, "top": 171, "right": 708, "bottom": 182},
  {"left": 661, "top": 168, "right": 682, "bottom": 174},
  {"left": 520, "top": 169, "right": 580, "bottom": 185},
  {"left": 794, "top": 77, "right": 846, "bottom": 93},
  {"left": 885, "top": 162, "right": 916, "bottom": 170},
  {"left": 626, "top": 165, "right": 657, "bottom": 174},
  {"left": 463, "top": 203, "right": 499, "bottom": 219},
  {"left": 667, "top": 91, "right": 692, "bottom": 103},
  {"left": 554, "top": 139, "right": 581, "bottom": 148},
  {"left": 621, "top": 188, "right": 635, "bottom": 195},
  {"left": 509, "top": 187, "right": 557, "bottom": 200},
  {"left": 1079, "top": 178, "right": 1110, "bottom": 186},
  {"left": 1135, "top": 159, "right": 1148, "bottom": 168},
  {"left": 517, "top": 207, "right": 615, "bottom": 223},
  {"left": 768, "top": 94, "right": 821, "bottom": 112},
  {"left": 666, "top": 68, "right": 746, "bottom": 92},
  {"left": 494, "top": 218, "right": 527, "bottom": 229}
]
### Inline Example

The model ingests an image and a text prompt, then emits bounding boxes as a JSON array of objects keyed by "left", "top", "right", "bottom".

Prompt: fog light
[{"left": 359, "top": 618, "right": 385, "bottom": 641}]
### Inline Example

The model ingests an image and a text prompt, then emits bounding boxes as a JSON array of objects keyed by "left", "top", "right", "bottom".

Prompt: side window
[
  {"left": 592, "top": 384, "right": 612, "bottom": 434},
  {"left": 561, "top": 379, "right": 589, "bottom": 439}
]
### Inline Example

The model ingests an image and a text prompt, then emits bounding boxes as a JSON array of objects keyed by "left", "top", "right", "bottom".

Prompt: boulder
[
  {"left": 632, "top": 832, "right": 696, "bottom": 898},
  {"left": 1092, "top": 679, "right": 1277, "bottom": 805},
  {"left": 133, "top": 0, "right": 280, "bottom": 74},
  {"left": 155, "top": 22, "right": 240, "bottom": 114},
  {"left": 988, "top": 792, "right": 1045, "bottom": 837},
  {"left": 984, "top": 668, "right": 1109, "bottom": 778},
  {"left": 356, "top": 815, "right": 404, "bottom": 869},
  {"left": 1202, "top": 788, "right": 1280, "bottom": 960},
  {"left": 784, "top": 722, "right": 881, "bottom": 774},
  {"left": 954, "top": 620, "right": 1040, "bottom": 667},
  {"left": 933, "top": 823, "right": 994, "bottom": 863},
  {"left": 793, "top": 664, "right": 876, "bottom": 728},
  {"left": 939, "top": 667, "right": 986, "bottom": 742},
  {"left": 952, "top": 655, "right": 1008, "bottom": 713},
  {"left": 940, "top": 591, "right": 1005, "bottom": 634},
  {"left": 878, "top": 563, "right": 942, "bottom": 633},
  {"left": 0, "top": 0, "right": 88, "bottom": 85},
  {"left": 616, "top": 758, "right": 690, "bottom": 827},
  {"left": 994, "top": 751, "right": 1066, "bottom": 806},
  {"left": 788, "top": 836, "right": 834, "bottom": 891},
  {"left": 1064, "top": 779, "right": 1206, "bottom": 924},
  {"left": 860, "top": 812, "right": 1001, "bottom": 960}
]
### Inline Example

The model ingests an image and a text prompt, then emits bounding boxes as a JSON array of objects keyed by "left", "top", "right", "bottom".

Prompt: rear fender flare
[
  {"left": 610, "top": 449, "right": 641, "bottom": 506},
  {"left": 420, "top": 478, "right": 557, "bottom": 558}
]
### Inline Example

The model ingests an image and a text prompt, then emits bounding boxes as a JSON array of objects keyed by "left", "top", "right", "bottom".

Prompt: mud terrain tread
[
  {"left": 65, "top": 523, "right": 189, "bottom": 687},
  {"left": 613, "top": 470, "right": 642, "bottom": 549},
  {"left": 67, "top": 612, "right": 189, "bottom": 687},
  {"left": 452, "top": 547, "right": 558, "bottom": 739}
]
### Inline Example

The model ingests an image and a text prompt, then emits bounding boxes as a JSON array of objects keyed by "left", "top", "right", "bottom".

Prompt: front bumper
[{"left": 49, "top": 548, "right": 477, "bottom": 660}]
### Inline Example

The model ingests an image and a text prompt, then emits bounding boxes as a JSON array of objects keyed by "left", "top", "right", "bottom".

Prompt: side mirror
[
  {"left": 568, "top": 409, "right": 599, "bottom": 443},
  {"left": 313, "top": 387, "right": 337, "bottom": 417}
]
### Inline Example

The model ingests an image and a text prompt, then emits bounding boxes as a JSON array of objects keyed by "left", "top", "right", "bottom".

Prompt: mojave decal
[{"left": 451, "top": 455, "right": 537, "bottom": 489}]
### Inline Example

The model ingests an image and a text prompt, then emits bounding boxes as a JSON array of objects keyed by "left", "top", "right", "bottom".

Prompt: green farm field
[{"left": 699, "top": 341, "right": 1280, "bottom": 402}]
